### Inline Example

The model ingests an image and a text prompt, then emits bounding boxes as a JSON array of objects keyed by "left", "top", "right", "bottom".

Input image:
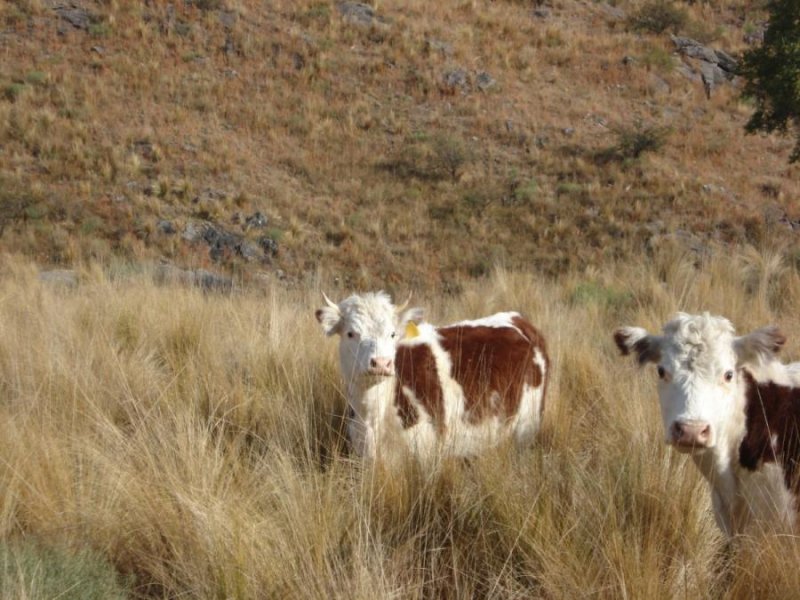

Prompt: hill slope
[{"left": 1, "top": 0, "right": 798, "bottom": 290}]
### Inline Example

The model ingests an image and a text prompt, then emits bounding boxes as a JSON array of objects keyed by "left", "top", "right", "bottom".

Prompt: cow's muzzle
[
  {"left": 366, "top": 357, "right": 394, "bottom": 377},
  {"left": 669, "top": 420, "right": 712, "bottom": 451}
]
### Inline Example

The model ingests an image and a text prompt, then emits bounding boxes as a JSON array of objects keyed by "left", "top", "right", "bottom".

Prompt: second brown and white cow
[
  {"left": 615, "top": 312, "right": 800, "bottom": 536},
  {"left": 316, "top": 291, "right": 549, "bottom": 461}
]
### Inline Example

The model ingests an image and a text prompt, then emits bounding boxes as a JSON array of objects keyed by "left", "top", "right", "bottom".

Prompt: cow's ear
[
  {"left": 734, "top": 325, "right": 786, "bottom": 366},
  {"left": 315, "top": 305, "right": 342, "bottom": 336},
  {"left": 398, "top": 307, "right": 424, "bottom": 329},
  {"left": 613, "top": 326, "right": 661, "bottom": 365}
]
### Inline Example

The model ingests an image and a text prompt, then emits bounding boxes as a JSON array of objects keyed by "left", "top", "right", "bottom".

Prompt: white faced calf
[
  {"left": 317, "top": 292, "right": 549, "bottom": 461},
  {"left": 615, "top": 312, "right": 800, "bottom": 536}
]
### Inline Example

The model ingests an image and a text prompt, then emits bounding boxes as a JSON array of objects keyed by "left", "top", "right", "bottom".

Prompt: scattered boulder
[
  {"left": 157, "top": 220, "right": 177, "bottom": 235},
  {"left": 440, "top": 68, "right": 496, "bottom": 94},
  {"left": 337, "top": 2, "right": 389, "bottom": 28},
  {"left": 475, "top": 71, "right": 496, "bottom": 91},
  {"left": 54, "top": 6, "right": 96, "bottom": 31},
  {"left": 218, "top": 10, "right": 238, "bottom": 29},
  {"left": 259, "top": 236, "right": 279, "bottom": 257},
  {"left": 442, "top": 68, "right": 469, "bottom": 93},
  {"left": 245, "top": 211, "right": 268, "bottom": 229},
  {"left": 183, "top": 221, "right": 274, "bottom": 263},
  {"left": 671, "top": 35, "right": 738, "bottom": 98}
]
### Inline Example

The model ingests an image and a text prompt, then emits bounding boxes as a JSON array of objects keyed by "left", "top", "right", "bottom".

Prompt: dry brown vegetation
[
  {"left": 2, "top": 244, "right": 800, "bottom": 598},
  {"left": 1, "top": 0, "right": 800, "bottom": 291}
]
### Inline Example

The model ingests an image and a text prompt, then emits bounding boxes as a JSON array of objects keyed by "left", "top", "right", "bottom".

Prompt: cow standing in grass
[
  {"left": 316, "top": 292, "right": 549, "bottom": 461},
  {"left": 615, "top": 312, "right": 800, "bottom": 536}
]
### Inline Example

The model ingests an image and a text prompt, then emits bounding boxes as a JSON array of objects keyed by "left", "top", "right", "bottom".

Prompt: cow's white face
[
  {"left": 316, "top": 291, "right": 423, "bottom": 389},
  {"left": 615, "top": 313, "right": 786, "bottom": 454}
]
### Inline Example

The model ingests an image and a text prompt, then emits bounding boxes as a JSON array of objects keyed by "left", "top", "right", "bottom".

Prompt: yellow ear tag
[{"left": 404, "top": 321, "right": 420, "bottom": 339}]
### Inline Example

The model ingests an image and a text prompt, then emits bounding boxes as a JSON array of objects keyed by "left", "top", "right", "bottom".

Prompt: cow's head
[
  {"left": 316, "top": 291, "right": 423, "bottom": 387},
  {"left": 614, "top": 313, "right": 785, "bottom": 453}
]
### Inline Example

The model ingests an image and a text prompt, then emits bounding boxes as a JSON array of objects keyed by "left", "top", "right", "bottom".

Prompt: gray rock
[
  {"left": 648, "top": 73, "right": 671, "bottom": 96},
  {"left": 442, "top": 68, "right": 469, "bottom": 89},
  {"left": 475, "top": 71, "right": 496, "bottom": 91},
  {"left": 337, "top": 2, "right": 388, "bottom": 28},
  {"left": 182, "top": 222, "right": 204, "bottom": 242},
  {"left": 259, "top": 236, "right": 279, "bottom": 257},
  {"left": 671, "top": 35, "right": 738, "bottom": 74},
  {"left": 39, "top": 269, "right": 78, "bottom": 288},
  {"left": 54, "top": 7, "right": 95, "bottom": 30},
  {"left": 237, "top": 240, "right": 261, "bottom": 262},
  {"left": 672, "top": 36, "right": 718, "bottom": 63},
  {"left": 442, "top": 68, "right": 469, "bottom": 92},
  {"left": 245, "top": 211, "right": 268, "bottom": 229},
  {"left": 676, "top": 62, "right": 700, "bottom": 81},
  {"left": 532, "top": 7, "right": 551, "bottom": 19},
  {"left": 218, "top": 10, "right": 237, "bottom": 29},
  {"left": 671, "top": 35, "right": 737, "bottom": 98},
  {"left": 714, "top": 49, "right": 738, "bottom": 74},
  {"left": 157, "top": 220, "right": 177, "bottom": 235}
]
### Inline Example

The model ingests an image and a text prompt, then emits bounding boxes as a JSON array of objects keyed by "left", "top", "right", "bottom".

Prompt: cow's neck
[
  {"left": 347, "top": 377, "right": 396, "bottom": 424},
  {"left": 690, "top": 379, "right": 750, "bottom": 536}
]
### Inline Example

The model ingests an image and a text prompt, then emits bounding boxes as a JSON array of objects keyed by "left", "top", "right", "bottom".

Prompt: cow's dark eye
[
  {"left": 390, "top": 331, "right": 397, "bottom": 339},
  {"left": 657, "top": 366, "right": 666, "bottom": 379},
  {"left": 724, "top": 370, "right": 734, "bottom": 382},
  {"left": 347, "top": 331, "right": 355, "bottom": 339}
]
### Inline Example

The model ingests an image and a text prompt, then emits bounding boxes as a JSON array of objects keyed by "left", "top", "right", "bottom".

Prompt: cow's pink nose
[
  {"left": 369, "top": 357, "right": 393, "bottom": 373},
  {"left": 369, "top": 357, "right": 394, "bottom": 375},
  {"left": 670, "top": 420, "right": 712, "bottom": 448}
]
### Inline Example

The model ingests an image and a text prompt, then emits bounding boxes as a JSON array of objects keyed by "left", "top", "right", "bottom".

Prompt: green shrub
[
  {"left": 431, "top": 134, "right": 470, "bottom": 181},
  {"left": 3, "top": 82, "right": 25, "bottom": 102},
  {"left": 630, "top": 1, "right": 688, "bottom": 35},
  {"left": 569, "top": 281, "right": 632, "bottom": 309},
  {"left": 0, "top": 540, "right": 131, "bottom": 600},
  {"left": 615, "top": 123, "right": 668, "bottom": 159}
]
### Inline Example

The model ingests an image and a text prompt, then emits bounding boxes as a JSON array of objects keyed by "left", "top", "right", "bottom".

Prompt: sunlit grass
[{"left": 1, "top": 246, "right": 800, "bottom": 597}]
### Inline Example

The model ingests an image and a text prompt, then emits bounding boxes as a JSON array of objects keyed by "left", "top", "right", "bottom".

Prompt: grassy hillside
[
  {"left": 2, "top": 247, "right": 800, "bottom": 598},
  {"left": 2, "top": 0, "right": 800, "bottom": 291}
]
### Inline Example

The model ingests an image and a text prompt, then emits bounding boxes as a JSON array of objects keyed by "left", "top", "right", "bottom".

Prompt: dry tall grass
[{"left": 2, "top": 247, "right": 800, "bottom": 598}]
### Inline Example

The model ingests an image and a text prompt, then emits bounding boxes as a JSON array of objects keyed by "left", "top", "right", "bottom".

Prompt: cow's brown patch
[
  {"left": 739, "top": 370, "right": 800, "bottom": 495},
  {"left": 438, "top": 316, "right": 548, "bottom": 424},
  {"left": 393, "top": 343, "right": 445, "bottom": 432},
  {"left": 513, "top": 315, "right": 549, "bottom": 416}
]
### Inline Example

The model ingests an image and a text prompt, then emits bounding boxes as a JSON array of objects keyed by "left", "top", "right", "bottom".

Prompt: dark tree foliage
[{"left": 740, "top": 1, "right": 800, "bottom": 162}]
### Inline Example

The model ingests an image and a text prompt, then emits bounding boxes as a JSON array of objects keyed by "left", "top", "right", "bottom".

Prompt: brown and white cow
[
  {"left": 316, "top": 291, "right": 549, "bottom": 461},
  {"left": 615, "top": 312, "right": 800, "bottom": 536}
]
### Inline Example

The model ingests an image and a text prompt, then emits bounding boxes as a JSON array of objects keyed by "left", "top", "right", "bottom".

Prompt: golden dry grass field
[
  {"left": 2, "top": 246, "right": 800, "bottom": 598},
  {"left": 4, "top": 0, "right": 800, "bottom": 597}
]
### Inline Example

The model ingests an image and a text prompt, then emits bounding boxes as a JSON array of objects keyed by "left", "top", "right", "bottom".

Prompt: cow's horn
[
  {"left": 395, "top": 292, "right": 413, "bottom": 313},
  {"left": 322, "top": 292, "right": 338, "bottom": 310}
]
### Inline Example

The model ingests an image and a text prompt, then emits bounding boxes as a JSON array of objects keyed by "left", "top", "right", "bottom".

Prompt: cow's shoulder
[
  {"left": 740, "top": 370, "right": 800, "bottom": 493},
  {"left": 394, "top": 331, "right": 444, "bottom": 431}
]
